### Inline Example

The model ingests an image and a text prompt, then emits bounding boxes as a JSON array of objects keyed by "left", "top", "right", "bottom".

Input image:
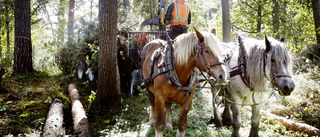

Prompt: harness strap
[
  {"left": 227, "top": 37, "right": 253, "bottom": 91},
  {"left": 229, "top": 67, "right": 245, "bottom": 77},
  {"left": 149, "top": 49, "right": 162, "bottom": 77}
]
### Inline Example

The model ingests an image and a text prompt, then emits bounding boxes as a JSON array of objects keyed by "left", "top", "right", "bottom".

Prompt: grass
[
  {"left": 0, "top": 67, "right": 319, "bottom": 136},
  {"left": 0, "top": 72, "right": 75, "bottom": 136}
]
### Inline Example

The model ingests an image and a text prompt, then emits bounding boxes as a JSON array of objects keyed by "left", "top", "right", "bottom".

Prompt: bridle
[
  {"left": 195, "top": 41, "right": 225, "bottom": 76},
  {"left": 264, "top": 53, "right": 292, "bottom": 91},
  {"left": 215, "top": 38, "right": 293, "bottom": 106}
]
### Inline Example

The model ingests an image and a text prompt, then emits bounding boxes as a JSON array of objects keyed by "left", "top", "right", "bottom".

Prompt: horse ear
[
  {"left": 280, "top": 38, "right": 285, "bottom": 43},
  {"left": 238, "top": 36, "right": 243, "bottom": 46},
  {"left": 211, "top": 28, "right": 216, "bottom": 35},
  {"left": 194, "top": 27, "right": 204, "bottom": 42},
  {"left": 265, "top": 35, "right": 272, "bottom": 53}
]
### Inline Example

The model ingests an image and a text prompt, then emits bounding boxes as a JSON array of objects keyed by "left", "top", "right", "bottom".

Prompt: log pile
[
  {"left": 69, "top": 84, "right": 90, "bottom": 137},
  {"left": 42, "top": 99, "right": 64, "bottom": 137}
]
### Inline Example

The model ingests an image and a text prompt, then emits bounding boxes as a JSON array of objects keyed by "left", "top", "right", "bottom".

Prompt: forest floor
[{"left": 0, "top": 68, "right": 319, "bottom": 136}]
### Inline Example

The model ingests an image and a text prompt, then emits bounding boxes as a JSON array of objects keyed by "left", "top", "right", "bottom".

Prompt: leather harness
[
  {"left": 227, "top": 37, "right": 253, "bottom": 91},
  {"left": 143, "top": 33, "right": 225, "bottom": 110},
  {"left": 223, "top": 37, "right": 292, "bottom": 106}
]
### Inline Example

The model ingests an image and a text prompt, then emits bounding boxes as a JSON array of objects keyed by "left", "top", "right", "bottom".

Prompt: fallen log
[
  {"left": 243, "top": 106, "right": 320, "bottom": 136},
  {"left": 42, "top": 99, "right": 64, "bottom": 137},
  {"left": 69, "top": 84, "right": 90, "bottom": 137}
]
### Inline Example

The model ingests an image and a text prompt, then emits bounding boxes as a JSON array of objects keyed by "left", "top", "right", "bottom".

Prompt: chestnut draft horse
[{"left": 141, "top": 29, "right": 228, "bottom": 137}]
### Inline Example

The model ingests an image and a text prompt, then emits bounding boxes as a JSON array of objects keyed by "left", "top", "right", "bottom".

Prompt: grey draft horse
[{"left": 211, "top": 36, "right": 295, "bottom": 137}]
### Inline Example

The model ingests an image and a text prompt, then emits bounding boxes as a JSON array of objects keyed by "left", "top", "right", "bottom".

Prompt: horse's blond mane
[
  {"left": 173, "top": 31, "right": 223, "bottom": 65},
  {"left": 245, "top": 38, "right": 292, "bottom": 91}
]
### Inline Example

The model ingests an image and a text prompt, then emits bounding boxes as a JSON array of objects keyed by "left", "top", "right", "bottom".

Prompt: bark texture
[
  {"left": 96, "top": 0, "right": 121, "bottom": 111},
  {"left": 58, "top": 0, "right": 66, "bottom": 46},
  {"left": 221, "top": 0, "right": 231, "bottom": 42},
  {"left": 69, "top": 84, "right": 90, "bottom": 137},
  {"left": 272, "top": 0, "right": 280, "bottom": 39},
  {"left": 67, "top": 0, "right": 75, "bottom": 42},
  {"left": 13, "top": 0, "right": 34, "bottom": 75},
  {"left": 312, "top": 0, "right": 320, "bottom": 45},
  {"left": 42, "top": 100, "right": 64, "bottom": 137}
]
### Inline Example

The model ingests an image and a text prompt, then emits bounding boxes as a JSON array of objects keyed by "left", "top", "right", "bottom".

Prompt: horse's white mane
[
  {"left": 173, "top": 31, "right": 223, "bottom": 65},
  {"left": 244, "top": 37, "right": 292, "bottom": 91}
]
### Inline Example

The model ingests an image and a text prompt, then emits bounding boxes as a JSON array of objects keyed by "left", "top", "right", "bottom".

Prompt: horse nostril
[
  {"left": 219, "top": 74, "right": 223, "bottom": 80},
  {"left": 283, "top": 86, "right": 289, "bottom": 93}
]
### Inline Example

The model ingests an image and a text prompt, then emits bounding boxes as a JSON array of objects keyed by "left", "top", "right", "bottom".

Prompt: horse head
[
  {"left": 264, "top": 36, "right": 295, "bottom": 96},
  {"left": 194, "top": 28, "right": 228, "bottom": 84}
]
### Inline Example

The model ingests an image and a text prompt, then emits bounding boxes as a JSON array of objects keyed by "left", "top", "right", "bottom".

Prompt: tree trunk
[
  {"left": 68, "top": 84, "right": 90, "bottom": 137},
  {"left": 221, "top": 0, "right": 232, "bottom": 42},
  {"left": 67, "top": 0, "right": 75, "bottom": 43},
  {"left": 272, "top": 0, "right": 280, "bottom": 39},
  {"left": 6, "top": 5, "right": 11, "bottom": 56},
  {"left": 312, "top": 0, "right": 320, "bottom": 45},
  {"left": 96, "top": 0, "right": 121, "bottom": 111},
  {"left": 58, "top": 0, "right": 66, "bottom": 47},
  {"left": 257, "top": 0, "right": 262, "bottom": 33},
  {"left": 0, "top": 1, "right": 2, "bottom": 65},
  {"left": 282, "top": 0, "right": 287, "bottom": 38},
  {"left": 13, "top": 0, "right": 34, "bottom": 75},
  {"left": 42, "top": 100, "right": 64, "bottom": 137}
]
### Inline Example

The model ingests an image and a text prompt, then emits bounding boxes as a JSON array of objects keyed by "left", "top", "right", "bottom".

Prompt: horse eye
[
  {"left": 204, "top": 50, "right": 210, "bottom": 54},
  {"left": 271, "top": 59, "right": 276, "bottom": 63}
]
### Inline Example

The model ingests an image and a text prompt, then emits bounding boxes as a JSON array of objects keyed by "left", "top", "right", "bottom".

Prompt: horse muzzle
[
  {"left": 277, "top": 78, "right": 295, "bottom": 96},
  {"left": 210, "top": 70, "right": 228, "bottom": 85}
]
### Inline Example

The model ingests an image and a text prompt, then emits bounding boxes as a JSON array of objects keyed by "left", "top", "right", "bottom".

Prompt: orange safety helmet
[{"left": 174, "top": 0, "right": 185, "bottom": 4}]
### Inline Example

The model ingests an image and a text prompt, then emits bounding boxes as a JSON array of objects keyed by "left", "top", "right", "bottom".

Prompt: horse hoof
[
  {"left": 207, "top": 116, "right": 223, "bottom": 127},
  {"left": 165, "top": 123, "right": 173, "bottom": 130},
  {"left": 222, "top": 120, "right": 232, "bottom": 127}
]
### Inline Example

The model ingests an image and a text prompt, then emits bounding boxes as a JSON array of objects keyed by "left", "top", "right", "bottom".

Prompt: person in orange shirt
[{"left": 165, "top": 0, "right": 191, "bottom": 40}]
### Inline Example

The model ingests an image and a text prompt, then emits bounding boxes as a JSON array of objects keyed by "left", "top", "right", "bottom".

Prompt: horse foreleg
[
  {"left": 210, "top": 87, "right": 222, "bottom": 127},
  {"left": 222, "top": 100, "right": 232, "bottom": 126},
  {"left": 154, "top": 96, "right": 165, "bottom": 137},
  {"left": 177, "top": 94, "right": 194, "bottom": 137},
  {"left": 165, "top": 103, "right": 173, "bottom": 129},
  {"left": 250, "top": 105, "right": 262, "bottom": 137},
  {"left": 231, "top": 101, "right": 241, "bottom": 137},
  {"left": 148, "top": 90, "right": 156, "bottom": 125}
]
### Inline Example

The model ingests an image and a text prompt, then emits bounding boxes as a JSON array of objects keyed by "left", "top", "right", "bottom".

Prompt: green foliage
[
  {"left": 87, "top": 90, "right": 96, "bottom": 109},
  {"left": 55, "top": 19, "right": 99, "bottom": 74},
  {"left": 230, "top": 0, "right": 316, "bottom": 54},
  {"left": 187, "top": 0, "right": 221, "bottom": 32}
]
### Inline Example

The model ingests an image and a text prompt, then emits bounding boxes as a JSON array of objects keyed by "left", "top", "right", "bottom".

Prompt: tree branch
[
  {"left": 233, "top": 25, "right": 258, "bottom": 33},
  {"left": 239, "top": 0, "right": 258, "bottom": 11}
]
